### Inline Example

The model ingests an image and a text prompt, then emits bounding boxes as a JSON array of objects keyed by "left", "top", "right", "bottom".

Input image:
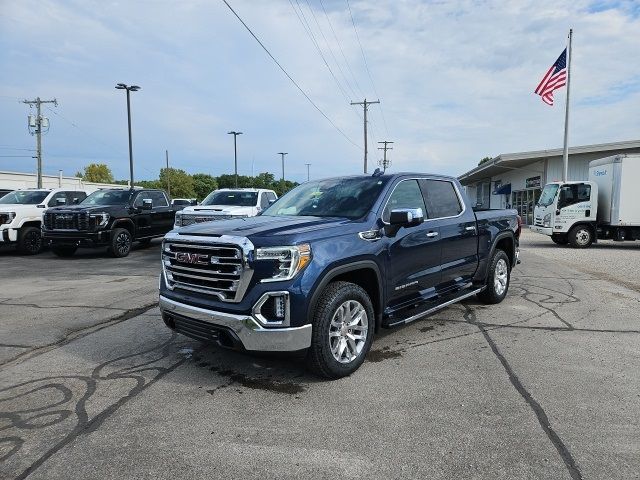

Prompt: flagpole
[{"left": 562, "top": 28, "right": 573, "bottom": 182}]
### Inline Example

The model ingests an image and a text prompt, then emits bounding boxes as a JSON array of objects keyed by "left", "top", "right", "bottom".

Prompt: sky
[{"left": 1, "top": 0, "right": 639, "bottom": 183}]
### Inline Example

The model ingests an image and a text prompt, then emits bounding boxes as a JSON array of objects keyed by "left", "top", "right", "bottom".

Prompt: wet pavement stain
[
  {"left": 367, "top": 346, "right": 403, "bottom": 362},
  {"left": 420, "top": 325, "right": 434, "bottom": 332},
  {"left": 201, "top": 364, "right": 306, "bottom": 394}
]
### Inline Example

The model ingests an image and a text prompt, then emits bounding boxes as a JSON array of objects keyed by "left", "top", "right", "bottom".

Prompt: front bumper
[
  {"left": 43, "top": 229, "right": 111, "bottom": 247},
  {"left": 159, "top": 295, "right": 312, "bottom": 352},
  {"left": 529, "top": 225, "right": 553, "bottom": 236},
  {"left": 0, "top": 226, "right": 18, "bottom": 243}
]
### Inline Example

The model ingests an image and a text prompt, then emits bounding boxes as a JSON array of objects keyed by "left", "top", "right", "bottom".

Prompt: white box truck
[{"left": 530, "top": 154, "right": 640, "bottom": 248}]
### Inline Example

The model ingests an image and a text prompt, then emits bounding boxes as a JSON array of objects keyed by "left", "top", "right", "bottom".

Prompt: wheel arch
[
  {"left": 111, "top": 218, "right": 135, "bottom": 236},
  {"left": 308, "top": 261, "right": 384, "bottom": 332},
  {"left": 487, "top": 231, "right": 516, "bottom": 273}
]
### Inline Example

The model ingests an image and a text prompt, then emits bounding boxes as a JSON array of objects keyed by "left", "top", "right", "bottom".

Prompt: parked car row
[{"left": 0, "top": 187, "right": 278, "bottom": 257}]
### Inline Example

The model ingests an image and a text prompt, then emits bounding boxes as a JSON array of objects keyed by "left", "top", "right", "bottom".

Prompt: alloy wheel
[
  {"left": 116, "top": 232, "right": 131, "bottom": 255},
  {"left": 494, "top": 258, "right": 508, "bottom": 296},
  {"left": 328, "top": 300, "right": 369, "bottom": 364}
]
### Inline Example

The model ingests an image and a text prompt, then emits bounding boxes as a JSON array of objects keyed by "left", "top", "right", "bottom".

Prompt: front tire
[
  {"left": 306, "top": 281, "right": 374, "bottom": 379},
  {"left": 568, "top": 225, "right": 593, "bottom": 248},
  {"left": 17, "top": 226, "right": 43, "bottom": 255},
  {"left": 477, "top": 249, "right": 510, "bottom": 305},
  {"left": 51, "top": 245, "right": 77, "bottom": 257},
  {"left": 108, "top": 228, "right": 133, "bottom": 258}
]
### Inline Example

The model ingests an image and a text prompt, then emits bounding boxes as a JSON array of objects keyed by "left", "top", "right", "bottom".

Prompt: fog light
[{"left": 274, "top": 296, "right": 286, "bottom": 319}]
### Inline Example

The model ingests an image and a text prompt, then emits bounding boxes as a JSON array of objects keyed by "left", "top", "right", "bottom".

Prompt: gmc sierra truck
[
  {"left": 43, "top": 188, "right": 177, "bottom": 258},
  {"left": 159, "top": 172, "right": 520, "bottom": 378}
]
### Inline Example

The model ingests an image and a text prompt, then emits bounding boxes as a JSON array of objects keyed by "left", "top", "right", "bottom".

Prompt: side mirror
[
  {"left": 141, "top": 198, "right": 153, "bottom": 210},
  {"left": 56, "top": 198, "right": 66, "bottom": 206},
  {"left": 389, "top": 208, "right": 424, "bottom": 227}
]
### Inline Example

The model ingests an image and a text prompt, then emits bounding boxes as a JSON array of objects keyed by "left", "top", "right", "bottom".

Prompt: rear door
[
  {"left": 384, "top": 178, "right": 442, "bottom": 310},
  {"left": 420, "top": 179, "right": 478, "bottom": 290}
]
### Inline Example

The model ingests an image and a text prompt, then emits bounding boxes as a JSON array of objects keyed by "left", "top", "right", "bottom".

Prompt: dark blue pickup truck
[{"left": 159, "top": 172, "right": 520, "bottom": 378}]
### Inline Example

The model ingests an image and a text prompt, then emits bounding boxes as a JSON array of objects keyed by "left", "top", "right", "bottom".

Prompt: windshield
[
  {"left": 538, "top": 184, "right": 560, "bottom": 207},
  {"left": 201, "top": 191, "right": 258, "bottom": 207},
  {"left": 262, "top": 177, "right": 389, "bottom": 219},
  {"left": 0, "top": 190, "right": 49, "bottom": 205},
  {"left": 81, "top": 190, "right": 132, "bottom": 206}
]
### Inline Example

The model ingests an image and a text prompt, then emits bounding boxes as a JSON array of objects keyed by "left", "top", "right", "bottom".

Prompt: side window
[
  {"left": 260, "top": 193, "right": 270, "bottom": 208},
  {"left": 133, "top": 192, "right": 149, "bottom": 207},
  {"left": 48, "top": 192, "right": 68, "bottom": 207},
  {"left": 382, "top": 180, "right": 427, "bottom": 223},
  {"left": 559, "top": 183, "right": 591, "bottom": 208},
  {"left": 150, "top": 191, "right": 168, "bottom": 207},
  {"left": 67, "top": 191, "right": 86, "bottom": 204},
  {"left": 421, "top": 180, "right": 463, "bottom": 219}
]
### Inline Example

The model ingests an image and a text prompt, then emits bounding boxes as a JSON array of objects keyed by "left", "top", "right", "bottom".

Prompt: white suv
[
  {"left": 0, "top": 188, "right": 89, "bottom": 254},
  {"left": 174, "top": 188, "right": 277, "bottom": 228}
]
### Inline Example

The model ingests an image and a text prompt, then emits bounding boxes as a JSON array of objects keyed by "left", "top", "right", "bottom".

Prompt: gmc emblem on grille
[{"left": 175, "top": 252, "right": 209, "bottom": 265}]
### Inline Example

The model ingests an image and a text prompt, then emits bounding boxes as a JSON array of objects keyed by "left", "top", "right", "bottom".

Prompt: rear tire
[
  {"left": 306, "top": 281, "right": 374, "bottom": 379},
  {"left": 51, "top": 245, "right": 77, "bottom": 257},
  {"left": 568, "top": 225, "right": 593, "bottom": 248},
  {"left": 108, "top": 228, "right": 133, "bottom": 258},
  {"left": 551, "top": 234, "right": 568, "bottom": 245},
  {"left": 477, "top": 249, "right": 510, "bottom": 305},
  {"left": 17, "top": 226, "right": 43, "bottom": 255}
]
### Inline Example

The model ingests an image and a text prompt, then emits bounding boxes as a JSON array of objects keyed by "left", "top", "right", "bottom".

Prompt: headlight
[
  {"left": 174, "top": 212, "right": 182, "bottom": 227},
  {"left": 543, "top": 213, "right": 551, "bottom": 227},
  {"left": 90, "top": 213, "right": 110, "bottom": 228},
  {"left": 256, "top": 244, "right": 312, "bottom": 282},
  {"left": 1, "top": 212, "right": 16, "bottom": 225}
]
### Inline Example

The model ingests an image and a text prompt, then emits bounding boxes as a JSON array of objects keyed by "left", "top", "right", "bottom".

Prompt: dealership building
[{"left": 458, "top": 139, "right": 640, "bottom": 225}]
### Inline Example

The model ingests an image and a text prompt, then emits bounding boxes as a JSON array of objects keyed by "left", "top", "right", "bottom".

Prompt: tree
[
  {"left": 192, "top": 173, "right": 218, "bottom": 201},
  {"left": 159, "top": 168, "right": 195, "bottom": 199},
  {"left": 77, "top": 163, "right": 114, "bottom": 183},
  {"left": 478, "top": 156, "right": 493, "bottom": 166}
]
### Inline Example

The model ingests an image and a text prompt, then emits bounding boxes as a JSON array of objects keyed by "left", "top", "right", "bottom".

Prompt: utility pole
[
  {"left": 115, "top": 83, "right": 141, "bottom": 187},
  {"left": 23, "top": 97, "right": 57, "bottom": 188},
  {"left": 278, "top": 152, "right": 288, "bottom": 193},
  {"left": 305, "top": 163, "right": 311, "bottom": 182},
  {"left": 228, "top": 131, "right": 243, "bottom": 187},
  {"left": 350, "top": 98, "right": 380, "bottom": 174},
  {"left": 165, "top": 150, "right": 170, "bottom": 197},
  {"left": 377, "top": 141, "right": 394, "bottom": 171}
]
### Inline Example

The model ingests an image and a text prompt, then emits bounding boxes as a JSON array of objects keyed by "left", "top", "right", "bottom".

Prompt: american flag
[{"left": 534, "top": 49, "right": 567, "bottom": 106}]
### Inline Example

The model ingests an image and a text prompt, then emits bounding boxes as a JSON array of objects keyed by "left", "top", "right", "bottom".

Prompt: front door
[{"left": 383, "top": 179, "right": 443, "bottom": 314}]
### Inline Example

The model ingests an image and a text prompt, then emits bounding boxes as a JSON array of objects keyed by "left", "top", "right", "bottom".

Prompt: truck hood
[
  {"left": 176, "top": 215, "right": 367, "bottom": 245},
  {"left": 184, "top": 205, "right": 253, "bottom": 215},
  {"left": 0, "top": 204, "right": 43, "bottom": 214},
  {"left": 47, "top": 204, "right": 128, "bottom": 214}
]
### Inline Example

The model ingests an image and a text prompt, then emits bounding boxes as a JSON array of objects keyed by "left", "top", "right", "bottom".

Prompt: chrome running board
[{"left": 387, "top": 287, "right": 485, "bottom": 327}]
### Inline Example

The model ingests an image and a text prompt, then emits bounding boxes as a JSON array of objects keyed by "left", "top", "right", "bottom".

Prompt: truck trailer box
[{"left": 588, "top": 154, "right": 640, "bottom": 226}]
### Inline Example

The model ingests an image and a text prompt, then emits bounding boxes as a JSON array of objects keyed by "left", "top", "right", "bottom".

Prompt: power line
[
  {"left": 221, "top": 0, "right": 361, "bottom": 150},
  {"left": 345, "top": 0, "right": 390, "bottom": 137},
  {"left": 288, "top": 0, "right": 351, "bottom": 104},
  {"left": 319, "top": 0, "right": 366, "bottom": 99},
  {"left": 303, "top": 0, "right": 360, "bottom": 101}
]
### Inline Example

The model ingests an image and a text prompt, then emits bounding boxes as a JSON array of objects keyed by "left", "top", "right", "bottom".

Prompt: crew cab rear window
[
  {"left": 420, "top": 180, "right": 462, "bottom": 218},
  {"left": 383, "top": 179, "right": 427, "bottom": 223}
]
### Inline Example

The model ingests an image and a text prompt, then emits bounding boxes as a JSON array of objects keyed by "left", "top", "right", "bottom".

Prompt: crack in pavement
[
  {"left": 462, "top": 304, "right": 583, "bottom": 480},
  {"left": 0, "top": 303, "right": 157, "bottom": 369}
]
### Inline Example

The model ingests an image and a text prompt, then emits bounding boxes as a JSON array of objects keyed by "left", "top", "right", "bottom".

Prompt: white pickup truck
[
  {"left": 174, "top": 188, "right": 277, "bottom": 228},
  {"left": 0, "top": 188, "right": 89, "bottom": 254}
]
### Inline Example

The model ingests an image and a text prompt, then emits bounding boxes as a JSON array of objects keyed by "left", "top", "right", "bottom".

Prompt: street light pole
[
  {"left": 115, "top": 83, "right": 141, "bottom": 187},
  {"left": 278, "top": 152, "right": 288, "bottom": 193},
  {"left": 228, "top": 131, "right": 243, "bottom": 187},
  {"left": 305, "top": 163, "right": 311, "bottom": 182}
]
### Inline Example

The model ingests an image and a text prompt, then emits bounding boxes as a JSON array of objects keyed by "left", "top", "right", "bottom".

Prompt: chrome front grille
[
  {"left": 180, "top": 214, "right": 232, "bottom": 227},
  {"left": 44, "top": 212, "right": 89, "bottom": 231},
  {"left": 162, "top": 235, "right": 254, "bottom": 302}
]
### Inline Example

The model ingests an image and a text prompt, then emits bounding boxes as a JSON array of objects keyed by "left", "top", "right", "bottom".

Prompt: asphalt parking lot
[{"left": 1, "top": 230, "right": 639, "bottom": 479}]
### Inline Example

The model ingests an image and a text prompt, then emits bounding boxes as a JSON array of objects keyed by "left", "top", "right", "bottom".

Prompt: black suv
[{"left": 43, "top": 188, "right": 177, "bottom": 257}]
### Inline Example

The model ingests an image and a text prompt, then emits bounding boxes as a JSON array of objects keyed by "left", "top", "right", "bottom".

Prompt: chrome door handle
[
  {"left": 465, "top": 226, "right": 476, "bottom": 231},
  {"left": 426, "top": 231, "right": 439, "bottom": 238}
]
